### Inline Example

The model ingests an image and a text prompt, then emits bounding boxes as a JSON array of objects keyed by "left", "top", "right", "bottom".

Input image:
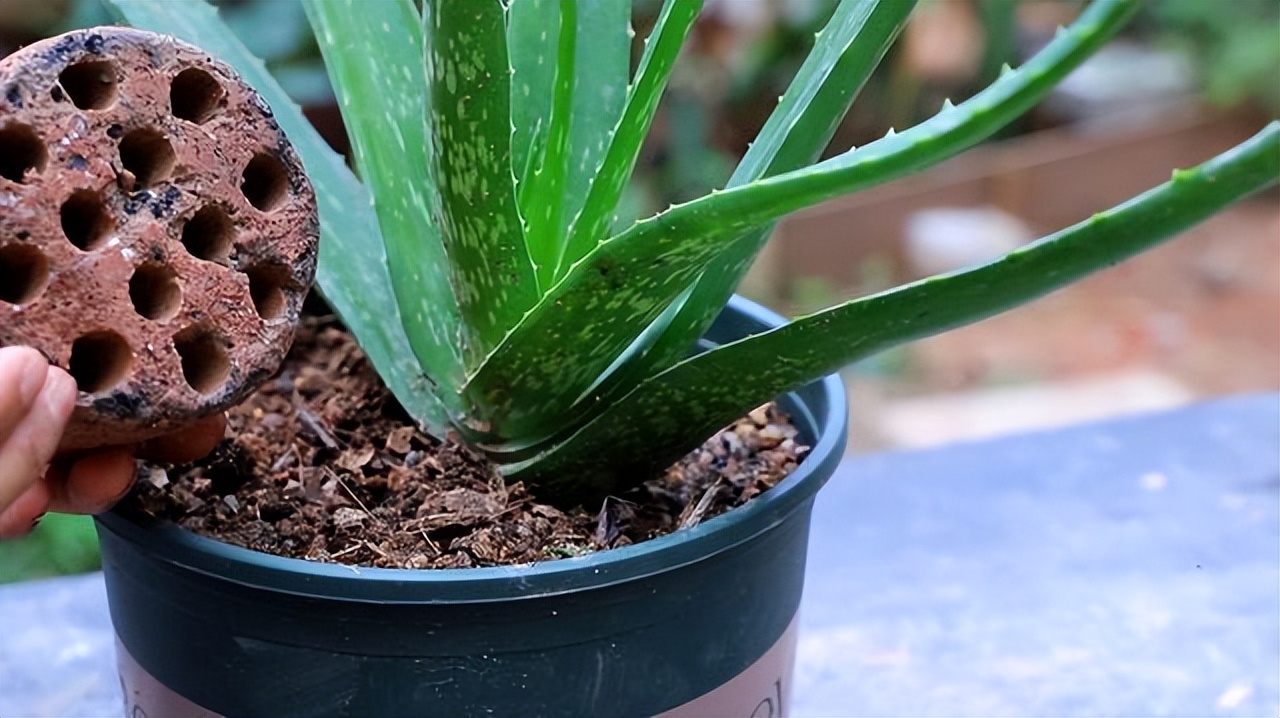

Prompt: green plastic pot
[{"left": 96, "top": 295, "right": 849, "bottom": 718}]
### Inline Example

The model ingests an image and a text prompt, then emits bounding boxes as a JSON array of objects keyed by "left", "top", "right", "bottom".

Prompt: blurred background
[{"left": 2, "top": 0, "right": 1276, "bottom": 582}]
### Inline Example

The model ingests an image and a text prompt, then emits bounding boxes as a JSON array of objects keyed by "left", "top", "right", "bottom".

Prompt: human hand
[{"left": 0, "top": 346, "right": 225, "bottom": 538}]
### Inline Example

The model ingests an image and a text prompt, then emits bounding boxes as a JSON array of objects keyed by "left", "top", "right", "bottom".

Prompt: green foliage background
[{"left": 0, "top": 515, "right": 100, "bottom": 584}]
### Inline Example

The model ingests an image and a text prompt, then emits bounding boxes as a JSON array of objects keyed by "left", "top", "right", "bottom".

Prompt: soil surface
[{"left": 124, "top": 313, "right": 808, "bottom": 569}]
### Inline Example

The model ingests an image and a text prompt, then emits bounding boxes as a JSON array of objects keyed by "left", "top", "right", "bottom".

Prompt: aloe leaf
[
  {"left": 555, "top": 0, "right": 703, "bottom": 280},
  {"left": 106, "top": 0, "right": 453, "bottom": 433},
  {"left": 601, "top": 0, "right": 1140, "bottom": 292},
  {"left": 731, "top": 0, "right": 916, "bottom": 184},
  {"left": 561, "top": 0, "right": 632, "bottom": 244},
  {"left": 564, "top": 0, "right": 916, "bottom": 422},
  {"left": 304, "top": 0, "right": 465, "bottom": 400},
  {"left": 424, "top": 0, "right": 539, "bottom": 364},
  {"left": 460, "top": 215, "right": 737, "bottom": 441},
  {"left": 512, "top": 0, "right": 631, "bottom": 288},
  {"left": 458, "top": 0, "right": 700, "bottom": 440},
  {"left": 463, "top": 0, "right": 1134, "bottom": 444},
  {"left": 518, "top": 0, "right": 576, "bottom": 286},
  {"left": 507, "top": 0, "right": 559, "bottom": 188},
  {"left": 512, "top": 123, "right": 1280, "bottom": 504}
]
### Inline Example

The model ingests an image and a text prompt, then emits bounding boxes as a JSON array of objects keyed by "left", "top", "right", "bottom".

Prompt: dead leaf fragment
[
  {"left": 386, "top": 426, "right": 416, "bottom": 455},
  {"left": 336, "top": 445, "right": 375, "bottom": 472}
]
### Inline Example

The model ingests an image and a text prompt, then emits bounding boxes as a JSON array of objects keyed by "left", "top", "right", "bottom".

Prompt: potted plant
[{"left": 8, "top": 0, "right": 1274, "bottom": 715}]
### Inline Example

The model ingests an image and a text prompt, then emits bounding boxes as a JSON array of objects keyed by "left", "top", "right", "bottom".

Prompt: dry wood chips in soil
[{"left": 125, "top": 315, "right": 809, "bottom": 568}]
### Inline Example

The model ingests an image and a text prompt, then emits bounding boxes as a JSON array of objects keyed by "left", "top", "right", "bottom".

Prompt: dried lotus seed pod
[{"left": 0, "top": 27, "right": 319, "bottom": 451}]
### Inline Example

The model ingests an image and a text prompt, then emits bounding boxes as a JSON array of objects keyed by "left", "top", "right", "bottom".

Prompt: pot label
[
  {"left": 116, "top": 617, "right": 798, "bottom": 718},
  {"left": 656, "top": 616, "right": 798, "bottom": 718},
  {"left": 117, "top": 637, "right": 223, "bottom": 718}
]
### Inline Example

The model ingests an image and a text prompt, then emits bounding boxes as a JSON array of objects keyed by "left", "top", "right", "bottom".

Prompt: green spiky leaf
[
  {"left": 556, "top": 0, "right": 703, "bottom": 279},
  {"left": 464, "top": 0, "right": 1134, "bottom": 445},
  {"left": 512, "top": 0, "right": 631, "bottom": 288},
  {"left": 304, "top": 0, "right": 465, "bottom": 404},
  {"left": 600, "top": 0, "right": 1139, "bottom": 293},
  {"left": 507, "top": 0, "right": 559, "bottom": 189},
  {"left": 425, "top": 0, "right": 539, "bottom": 364},
  {"left": 518, "top": 0, "right": 577, "bottom": 286},
  {"left": 459, "top": 213, "right": 734, "bottom": 440},
  {"left": 513, "top": 123, "right": 1280, "bottom": 504},
  {"left": 561, "top": 0, "right": 917, "bottom": 428},
  {"left": 560, "top": 0, "right": 632, "bottom": 238}
]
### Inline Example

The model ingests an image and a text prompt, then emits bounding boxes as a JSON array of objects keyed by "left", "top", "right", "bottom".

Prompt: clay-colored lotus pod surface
[{"left": 0, "top": 27, "right": 319, "bottom": 450}]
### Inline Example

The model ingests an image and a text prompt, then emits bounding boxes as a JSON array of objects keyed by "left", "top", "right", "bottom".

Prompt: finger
[
  {"left": 0, "top": 368, "right": 77, "bottom": 513},
  {"left": 46, "top": 448, "right": 136, "bottom": 515},
  {"left": 136, "top": 413, "right": 226, "bottom": 464},
  {"left": 0, "top": 479, "right": 52, "bottom": 539},
  {"left": 0, "top": 346, "right": 52, "bottom": 441}
]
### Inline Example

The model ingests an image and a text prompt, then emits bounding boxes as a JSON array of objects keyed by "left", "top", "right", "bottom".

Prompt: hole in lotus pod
[
  {"left": 0, "top": 243, "right": 50, "bottom": 305},
  {"left": 174, "top": 324, "right": 230, "bottom": 394},
  {"left": 170, "top": 67, "right": 224, "bottom": 124},
  {"left": 129, "top": 263, "right": 182, "bottom": 322},
  {"left": 60, "top": 189, "right": 114, "bottom": 250},
  {"left": 0, "top": 123, "right": 47, "bottom": 183},
  {"left": 180, "top": 205, "right": 234, "bottom": 262},
  {"left": 240, "top": 152, "right": 289, "bottom": 212},
  {"left": 58, "top": 60, "right": 118, "bottom": 110},
  {"left": 69, "top": 330, "right": 133, "bottom": 394},
  {"left": 118, "top": 127, "right": 176, "bottom": 188},
  {"left": 244, "top": 262, "right": 292, "bottom": 320}
]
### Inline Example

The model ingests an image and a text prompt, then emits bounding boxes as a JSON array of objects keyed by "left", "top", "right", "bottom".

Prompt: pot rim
[{"left": 96, "top": 296, "right": 849, "bottom": 603}]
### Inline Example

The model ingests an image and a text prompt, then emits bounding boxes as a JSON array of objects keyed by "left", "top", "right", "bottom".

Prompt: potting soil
[{"left": 125, "top": 314, "right": 807, "bottom": 569}]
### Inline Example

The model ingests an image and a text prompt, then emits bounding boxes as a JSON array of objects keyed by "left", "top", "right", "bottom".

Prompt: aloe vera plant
[{"left": 107, "top": 0, "right": 1278, "bottom": 505}]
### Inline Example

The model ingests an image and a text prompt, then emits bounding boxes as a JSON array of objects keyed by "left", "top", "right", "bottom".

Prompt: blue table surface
[{"left": 2, "top": 394, "right": 1277, "bottom": 717}]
